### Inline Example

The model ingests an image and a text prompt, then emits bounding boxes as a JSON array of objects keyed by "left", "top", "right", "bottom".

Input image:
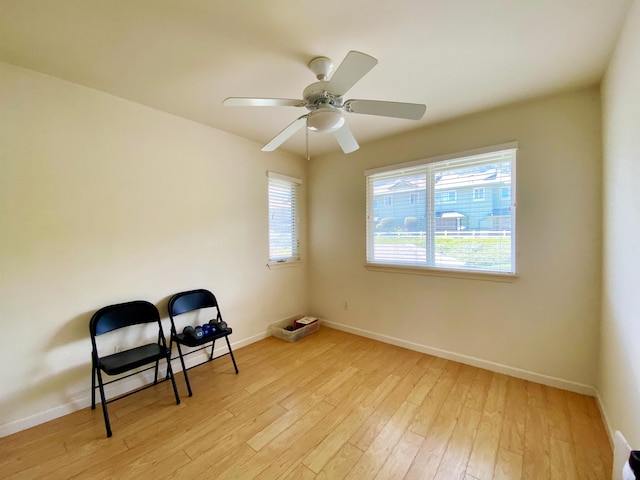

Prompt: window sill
[
  {"left": 267, "top": 260, "right": 301, "bottom": 270},
  {"left": 364, "top": 263, "right": 518, "bottom": 282}
]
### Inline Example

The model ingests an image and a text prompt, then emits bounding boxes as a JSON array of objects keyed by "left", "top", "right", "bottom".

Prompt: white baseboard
[
  {"left": 322, "top": 320, "right": 597, "bottom": 396},
  {"left": 0, "top": 330, "right": 269, "bottom": 439},
  {"left": 595, "top": 389, "right": 615, "bottom": 448}
]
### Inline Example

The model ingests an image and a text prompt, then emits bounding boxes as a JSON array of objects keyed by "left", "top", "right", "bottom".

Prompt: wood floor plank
[
  {"left": 218, "top": 401, "right": 337, "bottom": 479},
  {"left": 466, "top": 373, "right": 509, "bottom": 479},
  {"left": 5, "top": 438, "right": 129, "bottom": 480},
  {"left": 185, "top": 403, "right": 287, "bottom": 459},
  {"left": 498, "top": 376, "right": 527, "bottom": 456},
  {"left": 545, "top": 386, "right": 573, "bottom": 443},
  {"left": 373, "top": 429, "right": 424, "bottom": 480},
  {"left": 404, "top": 364, "right": 477, "bottom": 480},
  {"left": 493, "top": 447, "right": 523, "bottom": 480},
  {"left": 522, "top": 404, "right": 551, "bottom": 479},
  {"left": 254, "top": 384, "right": 374, "bottom": 480},
  {"left": 280, "top": 462, "right": 318, "bottom": 480},
  {"left": 433, "top": 406, "right": 482, "bottom": 480},
  {"left": 407, "top": 360, "right": 460, "bottom": 437},
  {"left": 566, "top": 391, "right": 608, "bottom": 480},
  {"left": 316, "top": 442, "right": 364, "bottom": 480},
  {"left": 302, "top": 374, "right": 400, "bottom": 474},
  {"left": 247, "top": 366, "right": 360, "bottom": 452},
  {"left": 0, "top": 327, "right": 613, "bottom": 480},
  {"left": 549, "top": 436, "right": 579, "bottom": 480},
  {"left": 346, "top": 400, "right": 420, "bottom": 479},
  {"left": 347, "top": 372, "right": 408, "bottom": 452}
]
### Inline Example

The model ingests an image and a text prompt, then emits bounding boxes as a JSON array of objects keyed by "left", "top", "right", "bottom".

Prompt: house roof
[{"left": 373, "top": 169, "right": 511, "bottom": 195}]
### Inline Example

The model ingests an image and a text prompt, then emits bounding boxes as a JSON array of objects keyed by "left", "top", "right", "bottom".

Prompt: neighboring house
[{"left": 372, "top": 166, "right": 512, "bottom": 231}]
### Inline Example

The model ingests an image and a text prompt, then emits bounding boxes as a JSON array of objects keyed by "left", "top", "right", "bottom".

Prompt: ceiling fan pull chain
[{"left": 306, "top": 117, "right": 310, "bottom": 161}]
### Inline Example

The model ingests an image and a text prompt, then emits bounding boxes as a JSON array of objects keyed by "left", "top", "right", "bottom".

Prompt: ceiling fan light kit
[
  {"left": 223, "top": 50, "right": 426, "bottom": 155},
  {"left": 307, "top": 107, "right": 345, "bottom": 132}
]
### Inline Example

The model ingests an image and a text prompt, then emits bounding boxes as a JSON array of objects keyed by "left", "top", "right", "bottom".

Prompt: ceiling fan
[{"left": 223, "top": 51, "right": 426, "bottom": 155}]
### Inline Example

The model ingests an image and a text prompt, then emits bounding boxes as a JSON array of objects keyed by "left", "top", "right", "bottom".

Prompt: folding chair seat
[
  {"left": 90, "top": 300, "right": 180, "bottom": 437},
  {"left": 168, "top": 289, "right": 239, "bottom": 396}
]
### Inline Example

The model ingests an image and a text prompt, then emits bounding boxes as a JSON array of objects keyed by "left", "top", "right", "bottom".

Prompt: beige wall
[
  {"left": 601, "top": 0, "right": 640, "bottom": 447},
  {"left": 0, "top": 62, "right": 308, "bottom": 434},
  {"left": 308, "top": 88, "right": 603, "bottom": 391}
]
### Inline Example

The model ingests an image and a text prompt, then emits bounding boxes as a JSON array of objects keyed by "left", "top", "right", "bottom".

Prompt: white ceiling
[{"left": 0, "top": 0, "right": 632, "bottom": 156}]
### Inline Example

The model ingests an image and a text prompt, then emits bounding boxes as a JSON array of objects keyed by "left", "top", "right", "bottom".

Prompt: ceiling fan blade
[
  {"left": 332, "top": 123, "right": 359, "bottom": 154},
  {"left": 326, "top": 51, "right": 378, "bottom": 96},
  {"left": 262, "top": 116, "right": 307, "bottom": 152},
  {"left": 346, "top": 99, "right": 426, "bottom": 120},
  {"left": 223, "top": 97, "right": 306, "bottom": 107}
]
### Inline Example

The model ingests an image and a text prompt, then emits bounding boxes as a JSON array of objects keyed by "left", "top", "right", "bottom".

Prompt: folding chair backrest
[
  {"left": 90, "top": 300, "right": 161, "bottom": 337},
  {"left": 169, "top": 289, "right": 219, "bottom": 317}
]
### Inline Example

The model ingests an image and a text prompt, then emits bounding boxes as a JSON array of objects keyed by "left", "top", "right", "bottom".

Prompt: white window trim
[
  {"left": 365, "top": 142, "right": 517, "bottom": 277},
  {"left": 365, "top": 263, "right": 518, "bottom": 282}
]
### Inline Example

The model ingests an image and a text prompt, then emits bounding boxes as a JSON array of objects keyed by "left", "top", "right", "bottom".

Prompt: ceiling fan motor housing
[{"left": 303, "top": 81, "right": 343, "bottom": 111}]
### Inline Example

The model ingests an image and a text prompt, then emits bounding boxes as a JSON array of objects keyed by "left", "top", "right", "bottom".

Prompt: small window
[
  {"left": 384, "top": 196, "right": 393, "bottom": 207},
  {"left": 365, "top": 143, "right": 516, "bottom": 275},
  {"left": 410, "top": 193, "right": 419, "bottom": 205},
  {"left": 268, "top": 172, "right": 301, "bottom": 263},
  {"left": 436, "top": 191, "right": 456, "bottom": 203}
]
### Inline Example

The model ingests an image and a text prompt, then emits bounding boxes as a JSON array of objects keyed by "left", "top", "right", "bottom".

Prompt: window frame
[
  {"left": 364, "top": 142, "right": 517, "bottom": 280},
  {"left": 267, "top": 171, "right": 301, "bottom": 266},
  {"left": 436, "top": 190, "right": 457, "bottom": 203},
  {"left": 473, "top": 187, "right": 486, "bottom": 201}
]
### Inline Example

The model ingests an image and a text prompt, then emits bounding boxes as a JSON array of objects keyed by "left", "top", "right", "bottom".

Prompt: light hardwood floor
[{"left": 0, "top": 327, "right": 612, "bottom": 479}]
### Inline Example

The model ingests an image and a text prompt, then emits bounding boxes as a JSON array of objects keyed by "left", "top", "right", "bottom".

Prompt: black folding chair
[
  {"left": 90, "top": 300, "right": 180, "bottom": 437},
  {"left": 168, "top": 289, "right": 239, "bottom": 396}
]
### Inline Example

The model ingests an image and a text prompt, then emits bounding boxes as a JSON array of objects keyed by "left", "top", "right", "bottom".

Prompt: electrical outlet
[{"left": 344, "top": 301, "right": 348, "bottom": 311}]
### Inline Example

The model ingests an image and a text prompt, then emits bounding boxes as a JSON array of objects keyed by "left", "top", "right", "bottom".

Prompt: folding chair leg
[
  {"left": 153, "top": 358, "right": 160, "bottom": 385},
  {"left": 175, "top": 342, "right": 193, "bottom": 397},
  {"left": 165, "top": 337, "right": 174, "bottom": 381},
  {"left": 165, "top": 355, "right": 181, "bottom": 405},
  {"left": 225, "top": 336, "right": 239, "bottom": 374},
  {"left": 95, "top": 369, "right": 112, "bottom": 438},
  {"left": 91, "top": 360, "right": 96, "bottom": 410},
  {"left": 209, "top": 339, "right": 216, "bottom": 361}
]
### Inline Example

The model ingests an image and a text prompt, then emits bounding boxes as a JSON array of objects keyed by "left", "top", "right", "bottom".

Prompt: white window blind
[
  {"left": 365, "top": 145, "right": 516, "bottom": 275},
  {"left": 268, "top": 172, "right": 301, "bottom": 262}
]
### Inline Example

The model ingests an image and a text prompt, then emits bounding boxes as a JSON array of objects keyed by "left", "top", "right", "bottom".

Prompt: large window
[
  {"left": 268, "top": 172, "right": 301, "bottom": 263},
  {"left": 366, "top": 144, "right": 516, "bottom": 275}
]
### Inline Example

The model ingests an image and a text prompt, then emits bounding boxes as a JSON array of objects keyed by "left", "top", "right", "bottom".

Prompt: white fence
[{"left": 374, "top": 230, "right": 511, "bottom": 239}]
